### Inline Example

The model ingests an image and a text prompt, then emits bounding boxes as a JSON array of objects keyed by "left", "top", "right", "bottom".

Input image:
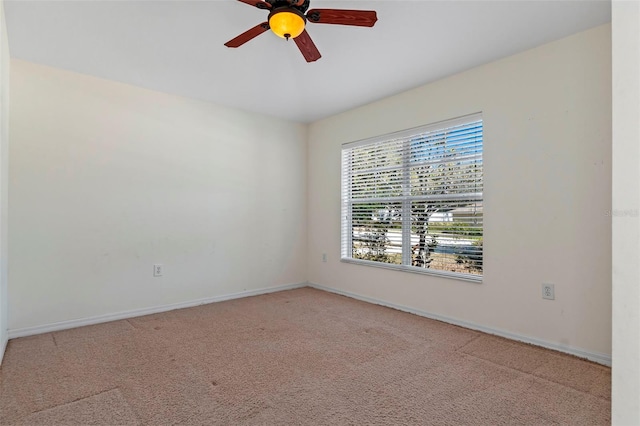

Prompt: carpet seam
[
  {"left": 459, "top": 351, "right": 611, "bottom": 402},
  {"left": 17, "top": 387, "right": 124, "bottom": 423},
  {"left": 125, "top": 318, "right": 138, "bottom": 330},
  {"left": 16, "top": 387, "right": 143, "bottom": 426},
  {"left": 454, "top": 333, "right": 484, "bottom": 352}
]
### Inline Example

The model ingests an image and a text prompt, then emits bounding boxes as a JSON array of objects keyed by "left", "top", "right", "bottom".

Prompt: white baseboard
[
  {"left": 0, "top": 333, "right": 7, "bottom": 366},
  {"left": 308, "top": 282, "right": 612, "bottom": 367},
  {"left": 8, "top": 282, "right": 307, "bottom": 339},
  {"left": 7, "top": 281, "right": 612, "bottom": 367}
]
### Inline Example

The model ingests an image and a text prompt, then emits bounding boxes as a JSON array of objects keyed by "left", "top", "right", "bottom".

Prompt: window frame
[{"left": 340, "top": 113, "right": 484, "bottom": 283}]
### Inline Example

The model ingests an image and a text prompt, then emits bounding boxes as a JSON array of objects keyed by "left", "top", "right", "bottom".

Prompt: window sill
[{"left": 340, "top": 257, "right": 483, "bottom": 283}]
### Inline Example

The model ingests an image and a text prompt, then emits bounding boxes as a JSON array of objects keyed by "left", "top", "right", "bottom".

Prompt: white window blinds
[{"left": 341, "top": 114, "right": 483, "bottom": 280}]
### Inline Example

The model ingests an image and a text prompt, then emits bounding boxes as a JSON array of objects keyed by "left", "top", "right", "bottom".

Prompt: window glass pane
[
  {"left": 350, "top": 168, "right": 404, "bottom": 199},
  {"left": 349, "top": 139, "right": 404, "bottom": 172},
  {"left": 351, "top": 202, "right": 402, "bottom": 264},
  {"left": 411, "top": 201, "right": 483, "bottom": 275}
]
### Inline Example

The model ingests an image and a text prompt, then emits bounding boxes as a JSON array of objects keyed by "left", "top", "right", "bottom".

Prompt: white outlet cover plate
[{"left": 542, "top": 283, "right": 555, "bottom": 300}]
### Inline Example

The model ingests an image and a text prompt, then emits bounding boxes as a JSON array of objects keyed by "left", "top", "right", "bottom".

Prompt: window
[{"left": 341, "top": 114, "right": 483, "bottom": 281}]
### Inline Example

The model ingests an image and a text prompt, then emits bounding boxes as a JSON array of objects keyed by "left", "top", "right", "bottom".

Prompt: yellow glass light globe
[{"left": 269, "top": 10, "right": 305, "bottom": 40}]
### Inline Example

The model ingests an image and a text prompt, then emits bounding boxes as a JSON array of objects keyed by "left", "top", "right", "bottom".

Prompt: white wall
[
  {"left": 612, "top": 1, "right": 640, "bottom": 423},
  {"left": 308, "top": 25, "right": 612, "bottom": 360},
  {"left": 9, "top": 59, "right": 307, "bottom": 331},
  {"left": 0, "top": 0, "right": 9, "bottom": 363}
]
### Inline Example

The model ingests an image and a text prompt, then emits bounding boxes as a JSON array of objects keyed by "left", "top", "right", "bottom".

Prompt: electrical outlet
[
  {"left": 322, "top": 253, "right": 327, "bottom": 262},
  {"left": 542, "top": 283, "right": 555, "bottom": 300},
  {"left": 153, "top": 264, "right": 163, "bottom": 277}
]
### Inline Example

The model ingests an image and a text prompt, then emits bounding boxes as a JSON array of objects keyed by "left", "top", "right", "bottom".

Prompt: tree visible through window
[{"left": 341, "top": 114, "right": 483, "bottom": 279}]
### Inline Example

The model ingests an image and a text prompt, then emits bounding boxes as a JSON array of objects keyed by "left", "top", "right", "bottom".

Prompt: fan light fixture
[{"left": 268, "top": 8, "right": 305, "bottom": 40}]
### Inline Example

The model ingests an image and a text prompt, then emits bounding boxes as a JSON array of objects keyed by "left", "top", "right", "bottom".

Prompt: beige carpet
[{"left": 0, "top": 287, "right": 610, "bottom": 425}]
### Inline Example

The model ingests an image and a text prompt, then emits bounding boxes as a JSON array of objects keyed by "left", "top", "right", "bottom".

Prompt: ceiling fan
[{"left": 224, "top": 0, "right": 378, "bottom": 62}]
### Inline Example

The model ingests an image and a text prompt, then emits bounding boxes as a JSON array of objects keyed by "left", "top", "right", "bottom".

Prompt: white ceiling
[{"left": 4, "top": 0, "right": 611, "bottom": 123}]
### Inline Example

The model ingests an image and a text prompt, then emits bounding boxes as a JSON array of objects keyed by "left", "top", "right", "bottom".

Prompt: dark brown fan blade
[
  {"left": 224, "top": 22, "right": 269, "bottom": 48},
  {"left": 306, "top": 9, "right": 377, "bottom": 27},
  {"left": 294, "top": 29, "right": 321, "bottom": 62},
  {"left": 237, "top": 0, "right": 271, "bottom": 10}
]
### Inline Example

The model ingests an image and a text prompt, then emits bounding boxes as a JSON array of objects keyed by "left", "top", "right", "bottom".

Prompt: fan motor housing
[{"left": 267, "top": 0, "right": 310, "bottom": 14}]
